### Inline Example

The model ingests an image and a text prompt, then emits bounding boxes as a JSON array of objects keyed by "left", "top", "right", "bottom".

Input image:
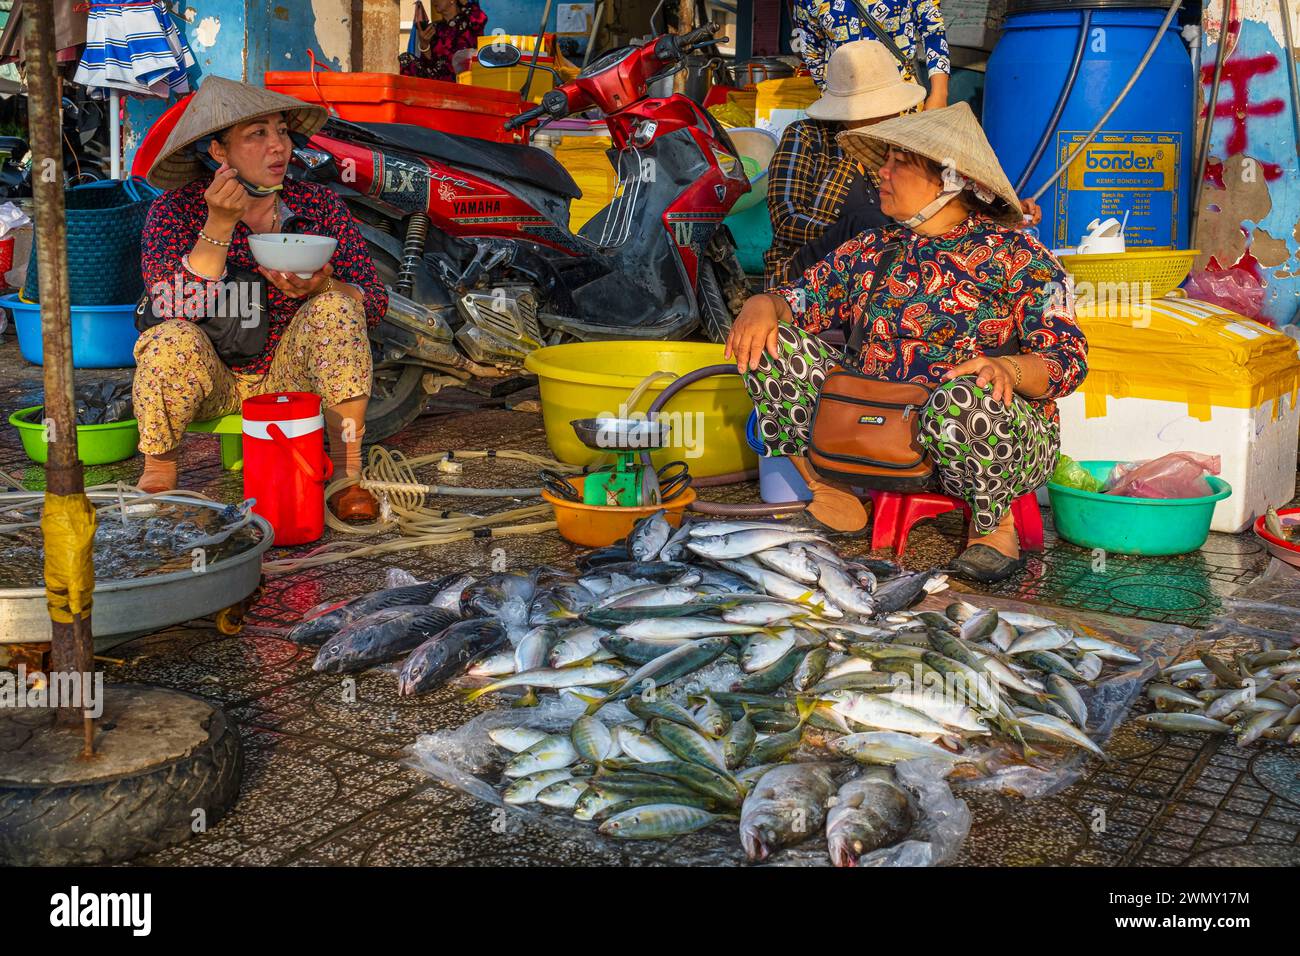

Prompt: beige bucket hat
[
  {"left": 805, "top": 40, "right": 925, "bottom": 123},
  {"left": 147, "top": 76, "right": 328, "bottom": 190},
  {"left": 837, "top": 102, "right": 1023, "bottom": 226}
]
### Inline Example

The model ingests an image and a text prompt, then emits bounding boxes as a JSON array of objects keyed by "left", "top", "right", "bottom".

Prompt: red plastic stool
[{"left": 865, "top": 490, "right": 1044, "bottom": 558}]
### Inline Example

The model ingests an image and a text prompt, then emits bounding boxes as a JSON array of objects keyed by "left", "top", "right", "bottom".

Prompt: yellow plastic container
[
  {"left": 1057, "top": 248, "right": 1199, "bottom": 301},
  {"left": 543, "top": 476, "right": 695, "bottom": 547},
  {"left": 554, "top": 135, "right": 616, "bottom": 231},
  {"left": 524, "top": 341, "right": 757, "bottom": 478}
]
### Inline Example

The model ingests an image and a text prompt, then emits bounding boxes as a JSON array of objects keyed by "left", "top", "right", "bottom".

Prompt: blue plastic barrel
[{"left": 983, "top": 2, "right": 1193, "bottom": 250}]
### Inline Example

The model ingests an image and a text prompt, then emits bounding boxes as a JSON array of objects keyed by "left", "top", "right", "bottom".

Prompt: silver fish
[
  {"left": 754, "top": 545, "right": 820, "bottom": 585},
  {"left": 1016, "top": 713, "right": 1107, "bottom": 758},
  {"left": 1007, "top": 625, "right": 1074, "bottom": 656},
  {"left": 503, "top": 769, "right": 573, "bottom": 805},
  {"left": 831, "top": 731, "right": 962, "bottom": 766},
  {"left": 1045, "top": 673, "right": 1088, "bottom": 729},
  {"left": 613, "top": 723, "right": 677, "bottom": 763},
  {"left": 817, "top": 562, "right": 877, "bottom": 617},
  {"left": 503, "top": 735, "right": 579, "bottom": 778},
  {"left": 741, "top": 628, "right": 797, "bottom": 673},
  {"left": 1071, "top": 635, "right": 1141, "bottom": 663},
  {"left": 487, "top": 726, "right": 548, "bottom": 753},
  {"left": 687, "top": 528, "right": 825, "bottom": 561},
  {"left": 549, "top": 626, "right": 612, "bottom": 668},
  {"left": 628, "top": 509, "right": 672, "bottom": 561}
]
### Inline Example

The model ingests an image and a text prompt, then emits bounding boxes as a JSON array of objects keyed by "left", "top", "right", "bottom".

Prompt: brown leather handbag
[{"left": 807, "top": 242, "right": 936, "bottom": 492}]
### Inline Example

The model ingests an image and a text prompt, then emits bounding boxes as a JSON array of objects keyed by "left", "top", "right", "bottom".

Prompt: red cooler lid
[{"left": 242, "top": 391, "right": 323, "bottom": 422}]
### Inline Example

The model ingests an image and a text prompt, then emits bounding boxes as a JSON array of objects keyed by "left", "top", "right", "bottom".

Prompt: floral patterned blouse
[
  {"left": 399, "top": 1, "right": 487, "bottom": 82},
  {"left": 793, "top": 0, "right": 950, "bottom": 88},
  {"left": 141, "top": 178, "right": 388, "bottom": 375},
  {"left": 774, "top": 216, "right": 1088, "bottom": 424}
]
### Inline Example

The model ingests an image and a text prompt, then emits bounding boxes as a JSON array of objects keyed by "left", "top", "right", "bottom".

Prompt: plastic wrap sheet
[
  {"left": 406, "top": 660, "right": 969, "bottom": 867},
  {"left": 927, "top": 598, "right": 1199, "bottom": 800},
  {"left": 1207, "top": 560, "right": 1300, "bottom": 647}
]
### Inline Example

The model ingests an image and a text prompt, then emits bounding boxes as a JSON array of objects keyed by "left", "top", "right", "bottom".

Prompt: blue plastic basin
[
  {"left": 746, "top": 409, "right": 811, "bottom": 504},
  {"left": 3, "top": 293, "right": 139, "bottom": 368}
]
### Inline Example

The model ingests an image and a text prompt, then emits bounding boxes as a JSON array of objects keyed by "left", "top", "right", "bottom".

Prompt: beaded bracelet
[
  {"left": 1005, "top": 356, "right": 1023, "bottom": 389},
  {"left": 198, "top": 230, "right": 231, "bottom": 248}
]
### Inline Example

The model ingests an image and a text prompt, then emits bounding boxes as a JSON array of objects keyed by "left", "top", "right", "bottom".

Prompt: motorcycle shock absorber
[{"left": 396, "top": 212, "right": 430, "bottom": 298}]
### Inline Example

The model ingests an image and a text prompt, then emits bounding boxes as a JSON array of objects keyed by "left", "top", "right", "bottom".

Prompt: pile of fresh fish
[
  {"left": 1141, "top": 647, "right": 1300, "bottom": 745},
  {"left": 291, "top": 511, "right": 1144, "bottom": 863}
]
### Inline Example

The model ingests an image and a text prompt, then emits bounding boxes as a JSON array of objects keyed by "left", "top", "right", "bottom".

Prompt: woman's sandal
[{"left": 948, "top": 544, "right": 1026, "bottom": 584}]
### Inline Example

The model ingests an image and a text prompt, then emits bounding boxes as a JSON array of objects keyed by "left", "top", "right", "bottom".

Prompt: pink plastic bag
[
  {"left": 1183, "top": 269, "right": 1265, "bottom": 319},
  {"left": 1104, "top": 452, "right": 1221, "bottom": 499}
]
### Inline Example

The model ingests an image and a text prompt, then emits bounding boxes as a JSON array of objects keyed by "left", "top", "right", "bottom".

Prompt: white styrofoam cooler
[
  {"left": 1055, "top": 296, "right": 1300, "bottom": 534},
  {"left": 1057, "top": 388, "right": 1298, "bottom": 533}
]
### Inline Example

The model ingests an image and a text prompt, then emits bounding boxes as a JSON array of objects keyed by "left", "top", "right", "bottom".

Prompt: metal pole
[
  {"left": 674, "top": 0, "right": 694, "bottom": 93},
  {"left": 583, "top": 1, "right": 606, "bottom": 68},
  {"left": 24, "top": 0, "right": 95, "bottom": 736},
  {"left": 109, "top": 89, "right": 122, "bottom": 180},
  {"left": 520, "top": 0, "right": 554, "bottom": 104}
]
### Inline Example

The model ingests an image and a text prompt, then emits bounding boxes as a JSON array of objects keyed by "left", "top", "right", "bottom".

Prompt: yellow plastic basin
[{"left": 524, "top": 341, "right": 758, "bottom": 478}]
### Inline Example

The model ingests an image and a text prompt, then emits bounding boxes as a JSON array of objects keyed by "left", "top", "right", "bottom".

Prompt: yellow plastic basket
[{"left": 1057, "top": 248, "right": 1199, "bottom": 301}]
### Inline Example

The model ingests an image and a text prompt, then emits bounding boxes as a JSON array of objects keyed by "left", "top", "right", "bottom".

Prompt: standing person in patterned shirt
[
  {"left": 793, "top": 0, "right": 950, "bottom": 111},
  {"left": 136, "top": 77, "right": 388, "bottom": 522},
  {"left": 399, "top": 0, "right": 487, "bottom": 83},
  {"left": 727, "top": 104, "right": 1088, "bottom": 583}
]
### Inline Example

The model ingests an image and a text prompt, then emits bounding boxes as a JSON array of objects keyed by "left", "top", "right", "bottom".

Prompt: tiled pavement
[{"left": 1, "top": 334, "right": 1296, "bottom": 866}]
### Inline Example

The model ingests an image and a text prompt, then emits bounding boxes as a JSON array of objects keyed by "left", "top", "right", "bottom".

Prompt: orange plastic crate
[{"left": 264, "top": 71, "right": 530, "bottom": 143}]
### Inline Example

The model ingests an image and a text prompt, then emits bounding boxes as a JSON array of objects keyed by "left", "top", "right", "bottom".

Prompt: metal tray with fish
[{"left": 0, "top": 491, "right": 272, "bottom": 649}]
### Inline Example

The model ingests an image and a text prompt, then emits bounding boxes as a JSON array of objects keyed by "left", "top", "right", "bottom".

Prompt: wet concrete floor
[{"left": 0, "top": 335, "right": 1296, "bottom": 866}]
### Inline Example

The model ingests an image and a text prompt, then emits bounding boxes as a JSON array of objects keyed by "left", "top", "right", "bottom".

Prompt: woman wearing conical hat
[
  {"left": 726, "top": 103, "right": 1089, "bottom": 583},
  {"left": 134, "top": 76, "right": 386, "bottom": 522}
]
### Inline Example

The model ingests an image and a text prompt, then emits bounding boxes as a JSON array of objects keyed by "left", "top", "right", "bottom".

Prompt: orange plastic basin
[{"left": 541, "top": 475, "right": 695, "bottom": 548}]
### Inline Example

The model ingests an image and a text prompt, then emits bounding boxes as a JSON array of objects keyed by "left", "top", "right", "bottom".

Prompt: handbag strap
[
  {"left": 842, "top": 0, "right": 913, "bottom": 73},
  {"left": 844, "top": 239, "right": 904, "bottom": 363}
]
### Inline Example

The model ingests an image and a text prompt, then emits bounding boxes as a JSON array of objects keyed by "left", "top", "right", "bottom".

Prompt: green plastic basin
[
  {"left": 9, "top": 405, "right": 140, "bottom": 466},
  {"left": 1046, "top": 459, "right": 1231, "bottom": 556}
]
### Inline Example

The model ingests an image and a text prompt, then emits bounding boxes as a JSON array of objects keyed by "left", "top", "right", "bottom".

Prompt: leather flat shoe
[
  {"left": 948, "top": 544, "right": 1025, "bottom": 584},
  {"left": 329, "top": 484, "right": 378, "bottom": 523}
]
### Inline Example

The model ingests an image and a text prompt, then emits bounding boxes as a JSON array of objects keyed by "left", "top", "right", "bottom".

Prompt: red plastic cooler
[
  {"left": 263, "top": 71, "right": 530, "bottom": 143},
  {"left": 242, "top": 392, "right": 334, "bottom": 546}
]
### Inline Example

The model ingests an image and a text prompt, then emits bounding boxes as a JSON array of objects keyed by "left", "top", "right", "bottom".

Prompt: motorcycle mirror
[{"left": 478, "top": 43, "right": 522, "bottom": 69}]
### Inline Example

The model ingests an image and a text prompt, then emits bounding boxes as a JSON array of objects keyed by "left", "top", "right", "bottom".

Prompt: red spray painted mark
[{"left": 1200, "top": 53, "right": 1285, "bottom": 181}]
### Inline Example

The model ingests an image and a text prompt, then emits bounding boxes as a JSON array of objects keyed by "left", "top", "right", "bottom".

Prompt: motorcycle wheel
[
  {"left": 697, "top": 257, "right": 733, "bottom": 344},
  {"left": 366, "top": 363, "right": 427, "bottom": 443}
]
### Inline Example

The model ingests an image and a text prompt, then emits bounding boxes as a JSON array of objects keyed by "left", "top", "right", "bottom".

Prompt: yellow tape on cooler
[{"left": 40, "top": 492, "right": 97, "bottom": 624}]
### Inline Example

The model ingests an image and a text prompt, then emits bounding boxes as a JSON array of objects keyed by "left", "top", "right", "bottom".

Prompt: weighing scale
[{"left": 563, "top": 417, "right": 690, "bottom": 507}]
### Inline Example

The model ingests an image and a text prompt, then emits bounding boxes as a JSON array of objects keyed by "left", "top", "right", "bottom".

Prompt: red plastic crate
[{"left": 264, "top": 71, "right": 530, "bottom": 143}]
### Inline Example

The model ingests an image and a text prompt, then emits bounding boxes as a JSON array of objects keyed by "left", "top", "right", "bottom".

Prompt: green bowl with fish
[
  {"left": 9, "top": 405, "right": 139, "bottom": 466},
  {"left": 1046, "top": 459, "right": 1231, "bottom": 556}
]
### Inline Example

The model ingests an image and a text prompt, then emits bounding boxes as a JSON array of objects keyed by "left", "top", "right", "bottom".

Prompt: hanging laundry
[{"left": 74, "top": 0, "right": 194, "bottom": 97}]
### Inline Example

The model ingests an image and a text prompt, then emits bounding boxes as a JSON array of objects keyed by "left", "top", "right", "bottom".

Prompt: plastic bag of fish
[{"left": 1142, "top": 647, "right": 1300, "bottom": 746}]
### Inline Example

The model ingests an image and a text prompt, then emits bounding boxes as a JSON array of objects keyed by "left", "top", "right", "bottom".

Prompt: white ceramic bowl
[{"left": 247, "top": 233, "right": 337, "bottom": 278}]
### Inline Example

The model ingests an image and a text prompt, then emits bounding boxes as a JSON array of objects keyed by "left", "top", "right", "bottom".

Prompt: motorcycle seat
[{"left": 353, "top": 121, "right": 581, "bottom": 200}]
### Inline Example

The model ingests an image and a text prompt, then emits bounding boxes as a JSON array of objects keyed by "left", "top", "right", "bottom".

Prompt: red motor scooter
[
  {"left": 134, "top": 24, "right": 750, "bottom": 440},
  {"left": 301, "top": 21, "right": 750, "bottom": 350}
]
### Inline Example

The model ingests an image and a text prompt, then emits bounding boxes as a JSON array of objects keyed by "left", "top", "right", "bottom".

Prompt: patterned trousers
[
  {"left": 132, "top": 291, "right": 373, "bottom": 455},
  {"left": 743, "top": 324, "right": 1060, "bottom": 535}
]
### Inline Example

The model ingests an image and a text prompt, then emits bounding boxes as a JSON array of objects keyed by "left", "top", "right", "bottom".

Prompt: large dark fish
[
  {"left": 574, "top": 545, "right": 631, "bottom": 573},
  {"left": 312, "top": 606, "right": 461, "bottom": 674},
  {"left": 398, "top": 619, "right": 509, "bottom": 697},
  {"left": 872, "top": 571, "right": 937, "bottom": 614},
  {"left": 287, "top": 580, "right": 449, "bottom": 646},
  {"left": 826, "top": 768, "right": 915, "bottom": 867}
]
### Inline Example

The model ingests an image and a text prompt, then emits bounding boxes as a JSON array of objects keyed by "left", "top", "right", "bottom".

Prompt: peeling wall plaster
[
  {"left": 192, "top": 15, "right": 222, "bottom": 49},
  {"left": 311, "top": 0, "right": 353, "bottom": 67}
]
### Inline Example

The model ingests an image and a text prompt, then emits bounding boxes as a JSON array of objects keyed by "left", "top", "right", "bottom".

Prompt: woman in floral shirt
[
  {"left": 136, "top": 77, "right": 387, "bottom": 522},
  {"left": 399, "top": 0, "right": 487, "bottom": 83},
  {"left": 726, "top": 104, "right": 1087, "bottom": 582}
]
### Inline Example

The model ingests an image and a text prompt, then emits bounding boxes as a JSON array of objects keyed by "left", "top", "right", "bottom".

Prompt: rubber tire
[
  {"left": 0, "top": 689, "right": 243, "bottom": 866},
  {"left": 365, "top": 363, "right": 428, "bottom": 443},
  {"left": 697, "top": 257, "right": 733, "bottom": 345}
]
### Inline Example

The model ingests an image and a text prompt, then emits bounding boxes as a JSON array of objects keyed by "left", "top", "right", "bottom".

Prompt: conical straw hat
[
  {"left": 837, "top": 102, "right": 1022, "bottom": 226},
  {"left": 147, "top": 76, "right": 327, "bottom": 190}
]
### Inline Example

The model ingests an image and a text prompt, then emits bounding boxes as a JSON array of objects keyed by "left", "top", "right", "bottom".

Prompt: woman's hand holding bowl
[{"left": 259, "top": 262, "right": 334, "bottom": 299}]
